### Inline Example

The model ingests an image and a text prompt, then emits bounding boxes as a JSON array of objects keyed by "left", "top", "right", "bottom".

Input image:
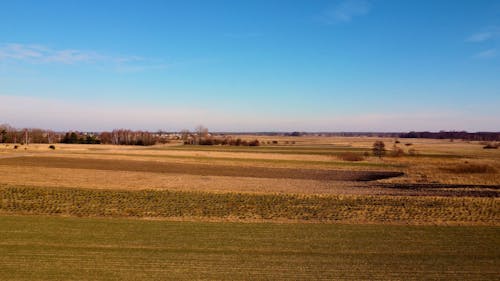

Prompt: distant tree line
[
  {"left": 99, "top": 129, "right": 157, "bottom": 146},
  {"left": 0, "top": 124, "right": 59, "bottom": 144},
  {"left": 0, "top": 124, "right": 160, "bottom": 146},
  {"left": 61, "top": 132, "right": 100, "bottom": 144},
  {"left": 399, "top": 131, "right": 500, "bottom": 141},
  {"left": 181, "top": 126, "right": 260, "bottom": 146},
  {"left": 3, "top": 123, "right": 499, "bottom": 145}
]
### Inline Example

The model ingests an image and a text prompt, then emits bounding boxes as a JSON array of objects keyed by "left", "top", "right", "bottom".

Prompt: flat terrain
[
  {"left": 0, "top": 137, "right": 499, "bottom": 279},
  {"left": 0, "top": 156, "right": 403, "bottom": 181},
  {"left": 0, "top": 216, "right": 498, "bottom": 281}
]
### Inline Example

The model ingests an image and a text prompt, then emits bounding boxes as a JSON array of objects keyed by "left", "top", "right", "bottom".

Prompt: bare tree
[
  {"left": 195, "top": 125, "right": 209, "bottom": 138},
  {"left": 23, "top": 129, "right": 29, "bottom": 146},
  {"left": 180, "top": 129, "right": 190, "bottom": 143}
]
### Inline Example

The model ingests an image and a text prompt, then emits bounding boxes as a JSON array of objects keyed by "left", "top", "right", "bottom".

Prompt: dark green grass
[
  {"left": 0, "top": 215, "right": 498, "bottom": 280},
  {"left": 0, "top": 186, "right": 498, "bottom": 224}
]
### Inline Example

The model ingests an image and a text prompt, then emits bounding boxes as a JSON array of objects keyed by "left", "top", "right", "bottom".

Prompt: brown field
[
  {"left": 1, "top": 136, "right": 499, "bottom": 186},
  {"left": 0, "top": 136, "right": 498, "bottom": 224}
]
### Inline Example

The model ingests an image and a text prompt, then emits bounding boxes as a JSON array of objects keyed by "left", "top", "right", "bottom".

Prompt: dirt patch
[{"left": 0, "top": 156, "right": 403, "bottom": 182}]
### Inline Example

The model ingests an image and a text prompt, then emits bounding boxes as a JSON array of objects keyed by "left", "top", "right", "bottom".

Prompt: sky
[{"left": 0, "top": 0, "right": 499, "bottom": 132}]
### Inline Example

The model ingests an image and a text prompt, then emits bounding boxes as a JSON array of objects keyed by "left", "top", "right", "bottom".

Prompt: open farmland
[
  {"left": 0, "top": 137, "right": 499, "bottom": 280},
  {"left": 0, "top": 216, "right": 499, "bottom": 281}
]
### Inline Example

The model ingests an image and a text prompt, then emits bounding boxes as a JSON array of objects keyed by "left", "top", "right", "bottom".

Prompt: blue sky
[{"left": 1, "top": 0, "right": 499, "bottom": 131}]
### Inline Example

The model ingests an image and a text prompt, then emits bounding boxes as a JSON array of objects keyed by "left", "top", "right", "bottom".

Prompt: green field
[{"left": 0, "top": 215, "right": 498, "bottom": 280}]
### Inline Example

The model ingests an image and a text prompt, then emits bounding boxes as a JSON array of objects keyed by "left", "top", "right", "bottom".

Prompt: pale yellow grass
[
  {"left": 0, "top": 165, "right": 404, "bottom": 195},
  {"left": 0, "top": 144, "right": 378, "bottom": 171},
  {"left": 1, "top": 143, "right": 336, "bottom": 161}
]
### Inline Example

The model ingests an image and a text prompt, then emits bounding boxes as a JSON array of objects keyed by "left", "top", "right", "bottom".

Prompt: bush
[
  {"left": 405, "top": 143, "right": 413, "bottom": 146},
  {"left": 49, "top": 145, "right": 56, "bottom": 150},
  {"left": 13, "top": 145, "right": 18, "bottom": 149},
  {"left": 338, "top": 152, "right": 364, "bottom": 161}
]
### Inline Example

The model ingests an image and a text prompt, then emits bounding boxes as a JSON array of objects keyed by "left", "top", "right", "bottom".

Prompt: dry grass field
[{"left": 0, "top": 136, "right": 499, "bottom": 279}]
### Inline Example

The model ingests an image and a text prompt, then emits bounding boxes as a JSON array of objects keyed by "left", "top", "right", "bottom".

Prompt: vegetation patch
[{"left": 0, "top": 186, "right": 497, "bottom": 224}]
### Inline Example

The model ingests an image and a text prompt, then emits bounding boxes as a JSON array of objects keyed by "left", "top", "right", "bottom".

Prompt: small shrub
[
  {"left": 13, "top": 145, "right": 18, "bottom": 149},
  {"left": 49, "top": 145, "right": 56, "bottom": 150},
  {"left": 272, "top": 140, "right": 278, "bottom": 144},
  {"left": 338, "top": 152, "right": 365, "bottom": 162},
  {"left": 442, "top": 163, "right": 497, "bottom": 174},
  {"left": 405, "top": 143, "right": 413, "bottom": 146}
]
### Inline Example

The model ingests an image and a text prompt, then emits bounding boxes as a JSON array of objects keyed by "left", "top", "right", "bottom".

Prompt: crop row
[{"left": 0, "top": 186, "right": 498, "bottom": 224}]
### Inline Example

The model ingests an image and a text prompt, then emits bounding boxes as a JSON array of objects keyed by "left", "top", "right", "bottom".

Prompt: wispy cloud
[
  {"left": 0, "top": 43, "right": 105, "bottom": 64},
  {"left": 0, "top": 43, "right": 168, "bottom": 71},
  {"left": 466, "top": 27, "right": 500, "bottom": 42},
  {"left": 474, "top": 48, "right": 497, "bottom": 59},
  {"left": 320, "top": 0, "right": 371, "bottom": 24},
  {"left": 466, "top": 27, "right": 499, "bottom": 59}
]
